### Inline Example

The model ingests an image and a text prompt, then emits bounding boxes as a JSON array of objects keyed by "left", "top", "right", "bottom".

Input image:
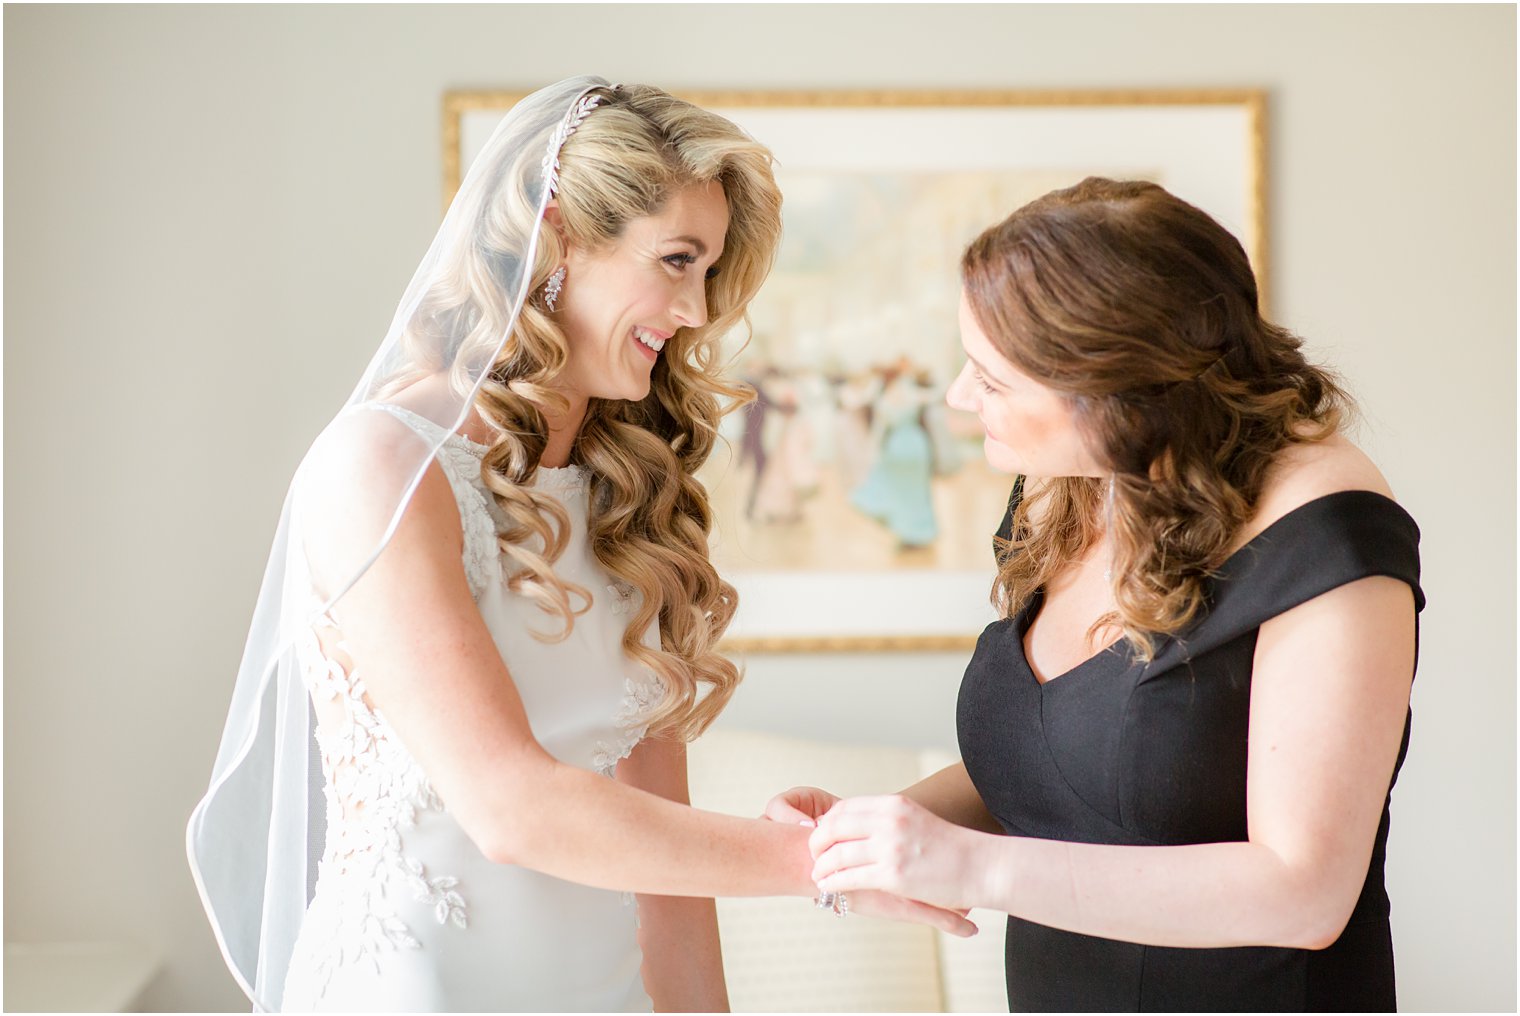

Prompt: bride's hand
[
  {"left": 841, "top": 889, "right": 979, "bottom": 938},
  {"left": 762, "top": 785, "right": 841, "bottom": 826}
]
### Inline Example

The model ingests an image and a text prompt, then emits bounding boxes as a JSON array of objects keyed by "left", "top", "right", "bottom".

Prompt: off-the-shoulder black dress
[{"left": 959, "top": 483, "right": 1423, "bottom": 1011}]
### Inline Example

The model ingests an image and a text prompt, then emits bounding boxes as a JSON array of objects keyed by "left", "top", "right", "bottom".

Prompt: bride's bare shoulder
[
  {"left": 294, "top": 404, "right": 464, "bottom": 565},
  {"left": 295, "top": 404, "right": 452, "bottom": 537},
  {"left": 302, "top": 376, "right": 467, "bottom": 476},
  {"left": 305, "top": 405, "right": 427, "bottom": 474}
]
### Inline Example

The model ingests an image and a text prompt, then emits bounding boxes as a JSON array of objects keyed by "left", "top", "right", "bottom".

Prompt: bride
[{"left": 186, "top": 76, "right": 974, "bottom": 1013}]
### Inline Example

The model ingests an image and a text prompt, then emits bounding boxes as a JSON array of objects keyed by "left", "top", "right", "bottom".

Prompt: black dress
[{"left": 958, "top": 486, "right": 1424, "bottom": 1012}]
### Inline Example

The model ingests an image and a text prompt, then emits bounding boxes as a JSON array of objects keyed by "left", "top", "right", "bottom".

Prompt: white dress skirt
[{"left": 279, "top": 404, "right": 658, "bottom": 1012}]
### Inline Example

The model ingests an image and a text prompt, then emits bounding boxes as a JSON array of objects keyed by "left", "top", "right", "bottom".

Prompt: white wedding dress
[{"left": 279, "top": 403, "right": 658, "bottom": 1012}]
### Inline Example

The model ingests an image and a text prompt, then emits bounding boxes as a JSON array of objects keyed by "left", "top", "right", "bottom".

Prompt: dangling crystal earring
[
  {"left": 1103, "top": 475, "right": 1116, "bottom": 583},
  {"left": 543, "top": 265, "right": 566, "bottom": 311}
]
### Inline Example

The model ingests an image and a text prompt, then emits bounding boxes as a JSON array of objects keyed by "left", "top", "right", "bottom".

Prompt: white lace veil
[{"left": 185, "top": 75, "right": 616, "bottom": 1011}]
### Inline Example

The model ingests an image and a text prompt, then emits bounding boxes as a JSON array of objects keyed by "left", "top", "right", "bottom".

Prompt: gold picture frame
[
  {"left": 443, "top": 88, "right": 1268, "bottom": 309},
  {"left": 441, "top": 88, "right": 1269, "bottom": 654}
]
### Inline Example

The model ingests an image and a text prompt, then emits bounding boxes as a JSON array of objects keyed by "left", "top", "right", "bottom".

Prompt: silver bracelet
[{"left": 815, "top": 889, "right": 850, "bottom": 918}]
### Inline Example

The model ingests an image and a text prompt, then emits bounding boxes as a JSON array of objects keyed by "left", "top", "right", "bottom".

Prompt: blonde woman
[
  {"left": 187, "top": 77, "right": 973, "bottom": 1014},
  {"left": 772, "top": 179, "right": 1423, "bottom": 1011}
]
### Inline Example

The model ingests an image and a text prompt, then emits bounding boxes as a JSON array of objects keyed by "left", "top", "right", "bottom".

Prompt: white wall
[{"left": 4, "top": 4, "right": 1512, "bottom": 1011}]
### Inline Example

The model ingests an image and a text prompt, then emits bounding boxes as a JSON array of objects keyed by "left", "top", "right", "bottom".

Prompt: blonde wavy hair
[
  {"left": 386, "top": 84, "right": 779, "bottom": 741},
  {"left": 963, "top": 178, "right": 1350, "bottom": 660}
]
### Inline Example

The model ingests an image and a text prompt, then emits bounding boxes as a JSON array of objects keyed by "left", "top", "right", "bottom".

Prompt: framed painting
[{"left": 443, "top": 89, "right": 1268, "bottom": 651}]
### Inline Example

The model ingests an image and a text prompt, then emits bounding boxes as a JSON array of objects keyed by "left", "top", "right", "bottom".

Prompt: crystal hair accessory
[{"left": 543, "top": 87, "right": 616, "bottom": 199}]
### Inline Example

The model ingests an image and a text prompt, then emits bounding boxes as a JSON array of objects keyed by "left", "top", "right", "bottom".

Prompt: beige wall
[{"left": 4, "top": 4, "right": 1513, "bottom": 1011}]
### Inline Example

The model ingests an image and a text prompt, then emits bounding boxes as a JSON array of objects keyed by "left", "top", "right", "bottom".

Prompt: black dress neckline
[{"left": 1015, "top": 489, "right": 1416, "bottom": 690}]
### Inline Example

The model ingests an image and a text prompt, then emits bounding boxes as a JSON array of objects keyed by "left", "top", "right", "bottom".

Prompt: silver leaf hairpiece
[{"left": 543, "top": 86, "right": 617, "bottom": 199}]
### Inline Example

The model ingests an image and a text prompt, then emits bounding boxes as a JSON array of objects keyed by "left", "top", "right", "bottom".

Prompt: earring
[
  {"left": 543, "top": 265, "right": 566, "bottom": 311},
  {"left": 1103, "top": 475, "right": 1116, "bottom": 583}
]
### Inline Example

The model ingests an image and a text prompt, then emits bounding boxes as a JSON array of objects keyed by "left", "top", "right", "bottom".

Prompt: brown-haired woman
[{"left": 770, "top": 178, "right": 1422, "bottom": 1011}]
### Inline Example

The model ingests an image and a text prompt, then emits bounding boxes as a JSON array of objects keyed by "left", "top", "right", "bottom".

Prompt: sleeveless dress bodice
[
  {"left": 958, "top": 487, "right": 1424, "bottom": 1012},
  {"left": 279, "top": 403, "right": 657, "bottom": 1012}
]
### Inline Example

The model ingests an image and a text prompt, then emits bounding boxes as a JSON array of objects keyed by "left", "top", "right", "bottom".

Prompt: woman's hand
[
  {"left": 762, "top": 785, "right": 840, "bottom": 826},
  {"left": 809, "top": 795, "right": 995, "bottom": 913},
  {"left": 766, "top": 787, "right": 978, "bottom": 937},
  {"left": 845, "top": 889, "right": 979, "bottom": 938}
]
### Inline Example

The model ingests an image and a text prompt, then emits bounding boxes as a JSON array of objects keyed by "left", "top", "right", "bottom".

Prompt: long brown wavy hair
[
  {"left": 963, "top": 177, "right": 1350, "bottom": 659},
  {"left": 395, "top": 84, "right": 781, "bottom": 740}
]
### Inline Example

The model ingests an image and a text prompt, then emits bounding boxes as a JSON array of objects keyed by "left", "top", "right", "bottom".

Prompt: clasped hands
[{"left": 764, "top": 786, "right": 987, "bottom": 938}]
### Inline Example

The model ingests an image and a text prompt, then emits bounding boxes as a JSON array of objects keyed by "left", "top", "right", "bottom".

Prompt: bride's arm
[
  {"left": 302, "top": 439, "right": 973, "bottom": 934},
  {"left": 311, "top": 447, "right": 809, "bottom": 898},
  {"left": 619, "top": 738, "right": 729, "bottom": 1012}
]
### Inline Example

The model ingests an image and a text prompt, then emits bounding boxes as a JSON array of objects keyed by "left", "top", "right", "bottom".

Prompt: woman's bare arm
[
  {"left": 619, "top": 737, "right": 729, "bottom": 1012},
  {"left": 901, "top": 762, "right": 1004, "bottom": 834},
  {"left": 812, "top": 573, "right": 1416, "bottom": 950}
]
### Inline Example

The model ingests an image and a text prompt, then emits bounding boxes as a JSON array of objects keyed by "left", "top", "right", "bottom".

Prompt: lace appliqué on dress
[
  {"left": 606, "top": 578, "right": 636, "bottom": 617},
  {"left": 296, "top": 614, "right": 469, "bottom": 996},
  {"left": 591, "top": 673, "right": 666, "bottom": 778}
]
